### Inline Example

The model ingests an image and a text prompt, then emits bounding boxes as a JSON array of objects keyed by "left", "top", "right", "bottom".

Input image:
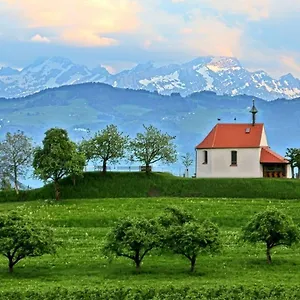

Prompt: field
[{"left": 1, "top": 196, "right": 300, "bottom": 298}]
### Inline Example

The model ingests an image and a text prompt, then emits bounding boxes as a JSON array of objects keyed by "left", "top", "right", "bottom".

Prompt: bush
[{"left": 2, "top": 285, "right": 300, "bottom": 300}]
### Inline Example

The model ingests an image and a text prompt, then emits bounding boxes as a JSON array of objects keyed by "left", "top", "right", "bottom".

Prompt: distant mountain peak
[
  {"left": 0, "top": 66, "right": 19, "bottom": 76},
  {"left": 0, "top": 55, "right": 300, "bottom": 100}
]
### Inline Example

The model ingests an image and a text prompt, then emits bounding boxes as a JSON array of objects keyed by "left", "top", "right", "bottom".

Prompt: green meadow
[{"left": 1, "top": 197, "right": 300, "bottom": 298}]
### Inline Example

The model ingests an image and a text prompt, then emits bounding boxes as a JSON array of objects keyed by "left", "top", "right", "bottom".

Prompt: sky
[{"left": 0, "top": 0, "right": 300, "bottom": 77}]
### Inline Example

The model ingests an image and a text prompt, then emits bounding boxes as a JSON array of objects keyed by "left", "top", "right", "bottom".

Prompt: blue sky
[{"left": 0, "top": 0, "right": 300, "bottom": 76}]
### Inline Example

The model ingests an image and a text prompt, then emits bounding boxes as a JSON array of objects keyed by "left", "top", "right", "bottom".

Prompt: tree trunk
[
  {"left": 103, "top": 160, "right": 107, "bottom": 174},
  {"left": 72, "top": 176, "right": 76, "bottom": 186},
  {"left": 190, "top": 256, "right": 196, "bottom": 272},
  {"left": 266, "top": 246, "right": 272, "bottom": 264},
  {"left": 186, "top": 168, "right": 189, "bottom": 178},
  {"left": 135, "top": 260, "right": 141, "bottom": 273},
  {"left": 134, "top": 251, "right": 141, "bottom": 273},
  {"left": 291, "top": 166, "right": 295, "bottom": 179},
  {"left": 13, "top": 167, "right": 19, "bottom": 195},
  {"left": 146, "top": 164, "right": 151, "bottom": 175},
  {"left": 54, "top": 180, "right": 60, "bottom": 201},
  {"left": 8, "top": 260, "right": 14, "bottom": 273}
]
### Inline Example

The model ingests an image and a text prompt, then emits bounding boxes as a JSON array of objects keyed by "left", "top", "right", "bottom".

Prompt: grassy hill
[
  {"left": 2, "top": 172, "right": 300, "bottom": 202},
  {"left": 1, "top": 197, "right": 300, "bottom": 299}
]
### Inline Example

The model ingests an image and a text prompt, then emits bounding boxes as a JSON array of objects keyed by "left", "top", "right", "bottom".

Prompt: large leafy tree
[
  {"left": 33, "top": 128, "right": 85, "bottom": 200},
  {"left": 285, "top": 148, "right": 300, "bottom": 178},
  {"left": 159, "top": 207, "right": 221, "bottom": 272},
  {"left": 130, "top": 125, "right": 177, "bottom": 173},
  {"left": 0, "top": 211, "right": 57, "bottom": 272},
  {"left": 0, "top": 131, "right": 33, "bottom": 194},
  {"left": 80, "top": 124, "right": 129, "bottom": 173},
  {"left": 103, "top": 218, "right": 160, "bottom": 272},
  {"left": 181, "top": 152, "right": 194, "bottom": 177},
  {"left": 242, "top": 208, "right": 300, "bottom": 264}
]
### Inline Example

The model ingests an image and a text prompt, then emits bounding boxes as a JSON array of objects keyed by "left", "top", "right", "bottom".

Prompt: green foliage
[
  {"left": 160, "top": 207, "right": 221, "bottom": 272},
  {"left": 286, "top": 148, "right": 300, "bottom": 178},
  {"left": 130, "top": 125, "right": 177, "bottom": 173},
  {"left": 0, "top": 211, "right": 57, "bottom": 272},
  {"left": 80, "top": 124, "right": 129, "bottom": 173},
  {"left": 0, "top": 131, "right": 33, "bottom": 194},
  {"left": 2, "top": 285, "right": 300, "bottom": 299},
  {"left": 242, "top": 208, "right": 300, "bottom": 264},
  {"left": 33, "top": 128, "right": 85, "bottom": 200},
  {"left": 103, "top": 217, "right": 160, "bottom": 271},
  {"left": 158, "top": 206, "right": 194, "bottom": 227}
]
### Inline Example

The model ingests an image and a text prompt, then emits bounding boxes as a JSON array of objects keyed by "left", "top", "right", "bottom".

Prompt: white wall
[
  {"left": 196, "top": 148, "right": 263, "bottom": 178},
  {"left": 286, "top": 164, "right": 292, "bottom": 179},
  {"left": 260, "top": 126, "right": 269, "bottom": 146}
]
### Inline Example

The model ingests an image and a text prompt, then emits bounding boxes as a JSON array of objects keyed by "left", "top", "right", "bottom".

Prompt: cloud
[
  {"left": 61, "top": 30, "right": 118, "bottom": 47},
  {"left": 30, "top": 34, "right": 50, "bottom": 43},
  {"left": 202, "top": 0, "right": 270, "bottom": 20},
  {"left": 3, "top": 0, "right": 141, "bottom": 47},
  {"left": 180, "top": 14, "right": 243, "bottom": 57},
  {"left": 280, "top": 56, "right": 300, "bottom": 76}
]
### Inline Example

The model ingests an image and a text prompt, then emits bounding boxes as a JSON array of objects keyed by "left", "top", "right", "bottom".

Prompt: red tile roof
[
  {"left": 260, "top": 147, "right": 289, "bottom": 164},
  {"left": 196, "top": 123, "right": 264, "bottom": 149}
]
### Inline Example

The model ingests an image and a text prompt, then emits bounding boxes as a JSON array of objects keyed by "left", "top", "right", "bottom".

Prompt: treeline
[
  {"left": 0, "top": 206, "right": 299, "bottom": 273},
  {"left": 0, "top": 125, "right": 196, "bottom": 200}
]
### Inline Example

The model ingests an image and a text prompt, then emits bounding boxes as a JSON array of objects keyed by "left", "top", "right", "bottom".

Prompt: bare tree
[{"left": 181, "top": 153, "right": 193, "bottom": 177}]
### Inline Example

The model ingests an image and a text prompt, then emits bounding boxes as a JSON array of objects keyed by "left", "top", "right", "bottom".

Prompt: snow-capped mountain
[
  {"left": 0, "top": 57, "right": 109, "bottom": 98},
  {"left": 1, "top": 56, "right": 300, "bottom": 100},
  {"left": 106, "top": 57, "right": 300, "bottom": 100}
]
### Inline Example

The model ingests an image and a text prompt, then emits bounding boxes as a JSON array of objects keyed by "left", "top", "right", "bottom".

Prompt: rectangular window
[
  {"left": 203, "top": 151, "right": 208, "bottom": 164},
  {"left": 231, "top": 151, "right": 237, "bottom": 166}
]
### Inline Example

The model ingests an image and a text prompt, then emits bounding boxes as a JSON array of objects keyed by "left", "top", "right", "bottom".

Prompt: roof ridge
[{"left": 212, "top": 124, "right": 218, "bottom": 147}]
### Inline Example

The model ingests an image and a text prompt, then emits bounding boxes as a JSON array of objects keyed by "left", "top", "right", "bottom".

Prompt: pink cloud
[{"left": 3, "top": 0, "right": 141, "bottom": 47}]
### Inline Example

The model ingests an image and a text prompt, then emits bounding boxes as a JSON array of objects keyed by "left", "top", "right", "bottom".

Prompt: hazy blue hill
[{"left": 0, "top": 83, "right": 300, "bottom": 158}]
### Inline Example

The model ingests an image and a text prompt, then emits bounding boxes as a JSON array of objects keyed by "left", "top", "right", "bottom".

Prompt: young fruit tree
[
  {"left": 130, "top": 125, "right": 177, "bottom": 174},
  {"left": 0, "top": 131, "right": 33, "bottom": 194},
  {"left": 33, "top": 128, "right": 86, "bottom": 200},
  {"left": 164, "top": 220, "right": 220, "bottom": 272},
  {"left": 103, "top": 218, "right": 160, "bottom": 272},
  {"left": 0, "top": 211, "right": 57, "bottom": 273},
  {"left": 242, "top": 208, "right": 300, "bottom": 264},
  {"left": 159, "top": 207, "right": 220, "bottom": 272},
  {"left": 181, "top": 152, "right": 194, "bottom": 177},
  {"left": 80, "top": 124, "right": 129, "bottom": 174},
  {"left": 285, "top": 148, "right": 300, "bottom": 178}
]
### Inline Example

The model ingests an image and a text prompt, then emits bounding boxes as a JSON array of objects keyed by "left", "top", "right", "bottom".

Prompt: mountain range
[
  {"left": 1, "top": 82, "right": 300, "bottom": 159},
  {"left": 1, "top": 56, "right": 300, "bottom": 100}
]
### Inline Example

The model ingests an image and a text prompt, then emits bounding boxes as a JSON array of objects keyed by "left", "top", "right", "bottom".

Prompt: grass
[
  {"left": 1, "top": 197, "right": 300, "bottom": 293},
  {"left": 2, "top": 172, "right": 300, "bottom": 202}
]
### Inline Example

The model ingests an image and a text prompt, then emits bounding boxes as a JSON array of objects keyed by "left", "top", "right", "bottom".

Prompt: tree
[
  {"left": 0, "top": 131, "right": 33, "bottom": 194},
  {"left": 130, "top": 125, "right": 177, "bottom": 174},
  {"left": 285, "top": 148, "right": 300, "bottom": 178},
  {"left": 33, "top": 128, "right": 86, "bottom": 200},
  {"left": 242, "top": 208, "right": 300, "bottom": 264},
  {"left": 159, "top": 207, "right": 220, "bottom": 272},
  {"left": 80, "top": 124, "right": 129, "bottom": 174},
  {"left": 0, "top": 211, "right": 57, "bottom": 272},
  {"left": 103, "top": 218, "right": 160, "bottom": 272},
  {"left": 181, "top": 152, "right": 193, "bottom": 177}
]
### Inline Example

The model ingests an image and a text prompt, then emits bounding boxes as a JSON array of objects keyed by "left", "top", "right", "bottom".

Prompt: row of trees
[
  {"left": 0, "top": 125, "right": 195, "bottom": 199},
  {"left": 0, "top": 207, "right": 298, "bottom": 273}
]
